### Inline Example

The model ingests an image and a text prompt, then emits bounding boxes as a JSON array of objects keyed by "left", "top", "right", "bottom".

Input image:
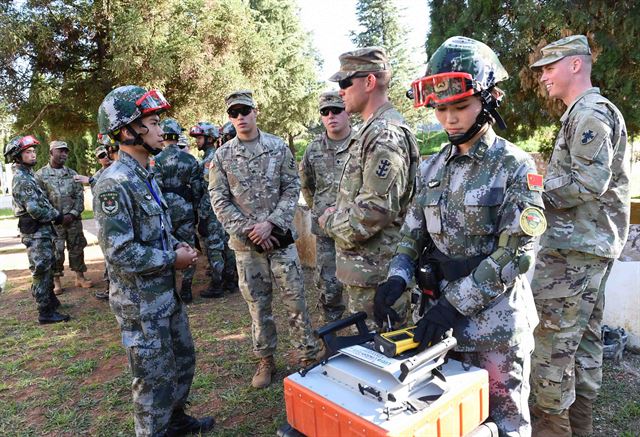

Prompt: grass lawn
[{"left": 1, "top": 254, "right": 639, "bottom": 436}]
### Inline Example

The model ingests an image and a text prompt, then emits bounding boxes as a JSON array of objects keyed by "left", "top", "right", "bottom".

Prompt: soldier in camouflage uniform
[
  {"left": 300, "top": 91, "right": 353, "bottom": 323},
  {"left": 4, "top": 135, "right": 70, "bottom": 324},
  {"left": 154, "top": 118, "right": 203, "bottom": 303},
  {"left": 529, "top": 35, "right": 630, "bottom": 437},
  {"left": 189, "top": 121, "right": 231, "bottom": 298},
  {"left": 209, "top": 90, "right": 319, "bottom": 389},
  {"left": 36, "top": 141, "right": 93, "bottom": 293},
  {"left": 376, "top": 37, "right": 546, "bottom": 436},
  {"left": 319, "top": 47, "right": 420, "bottom": 330},
  {"left": 95, "top": 85, "right": 214, "bottom": 437}
]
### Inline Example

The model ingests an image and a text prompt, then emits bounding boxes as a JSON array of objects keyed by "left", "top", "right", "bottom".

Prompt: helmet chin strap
[
  {"left": 123, "top": 125, "right": 162, "bottom": 156},
  {"left": 447, "top": 89, "right": 507, "bottom": 146}
]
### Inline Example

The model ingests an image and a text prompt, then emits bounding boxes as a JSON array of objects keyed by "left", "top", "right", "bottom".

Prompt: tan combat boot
[
  {"left": 570, "top": 395, "right": 594, "bottom": 436},
  {"left": 251, "top": 356, "right": 276, "bottom": 389},
  {"left": 531, "top": 405, "right": 571, "bottom": 437},
  {"left": 53, "top": 277, "right": 64, "bottom": 295},
  {"left": 75, "top": 272, "right": 93, "bottom": 288}
]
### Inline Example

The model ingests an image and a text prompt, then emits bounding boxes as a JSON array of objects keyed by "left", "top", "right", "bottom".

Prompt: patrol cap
[
  {"left": 95, "top": 146, "right": 108, "bottom": 158},
  {"left": 49, "top": 140, "right": 69, "bottom": 151},
  {"left": 530, "top": 35, "right": 591, "bottom": 68},
  {"left": 318, "top": 91, "right": 345, "bottom": 110},
  {"left": 225, "top": 90, "right": 256, "bottom": 108},
  {"left": 329, "top": 46, "right": 390, "bottom": 82}
]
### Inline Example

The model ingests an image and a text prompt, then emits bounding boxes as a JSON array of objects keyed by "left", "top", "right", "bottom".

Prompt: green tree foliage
[
  {"left": 350, "top": 0, "right": 421, "bottom": 125},
  {"left": 426, "top": 0, "right": 640, "bottom": 143},
  {"left": 0, "top": 0, "right": 320, "bottom": 172}
]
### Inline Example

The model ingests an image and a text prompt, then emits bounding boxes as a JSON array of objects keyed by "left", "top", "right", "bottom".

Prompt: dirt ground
[{"left": 0, "top": 255, "right": 638, "bottom": 436}]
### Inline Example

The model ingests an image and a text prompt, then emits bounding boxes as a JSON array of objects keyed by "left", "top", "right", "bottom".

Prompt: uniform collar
[
  {"left": 119, "top": 150, "right": 152, "bottom": 181},
  {"left": 561, "top": 87, "right": 600, "bottom": 123},
  {"left": 444, "top": 127, "right": 496, "bottom": 163},
  {"left": 234, "top": 130, "right": 267, "bottom": 158}
]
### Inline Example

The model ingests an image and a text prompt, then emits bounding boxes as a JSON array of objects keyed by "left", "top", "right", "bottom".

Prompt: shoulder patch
[
  {"left": 519, "top": 207, "right": 547, "bottom": 237},
  {"left": 375, "top": 158, "right": 392, "bottom": 178},
  {"left": 24, "top": 184, "right": 35, "bottom": 196},
  {"left": 581, "top": 129, "right": 596, "bottom": 144},
  {"left": 99, "top": 191, "right": 120, "bottom": 216},
  {"left": 526, "top": 173, "right": 544, "bottom": 192}
]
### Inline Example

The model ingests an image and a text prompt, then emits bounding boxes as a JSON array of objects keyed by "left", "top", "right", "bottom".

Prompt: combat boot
[
  {"left": 201, "top": 279, "right": 224, "bottom": 299},
  {"left": 53, "top": 277, "right": 63, "bottom": 295},
  {"left": 38, "top": 309, "right": 70, "bottom": 325},
  {"left": 75, "top": 271, "right": 93, "bottom": 288},
  {"left": 570, "top": 395, "right": 594, "bottom": 436},
  {"left": 166, "top": 406, "right": 215, "bottom": 436},
  {"left": 252, "top": 356, "right": 276, "bottom": 389},
  {"left": 222, "top": 273, "right": 239, "bottom": 294},
  {"left": 531, "top": 405, "right": 571, "bottom": 437},
  {"left": 50, "top": 292, "right": 61, "bottom": 309},
  {"left": 180, "top": 279, "right": 193, "bottom": 304},
  {"left": 94, "top": 290, "right": 109, "bottom": 301}
]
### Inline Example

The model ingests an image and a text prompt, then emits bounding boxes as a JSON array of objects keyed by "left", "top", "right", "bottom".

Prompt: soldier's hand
[
  {"left": 373, "top": 276, "right": 406, "bottom": 328},
  {"left": 175, "top": 246, "right": 197, "bottom": 270},
  {"left": 318, "top": 207, "right": 336, "bottom": 229},
  {"left": 248, "top": 221, "right": 274, "bottom": 244},
  {"left": 259, "top": 235, "right": 280, "bottom": 252},
  {"left": 62, "top": 214, "right": 75, "bottom": 226},
  {"left": 414, "top": 297, "right": 461, "bottom": 352},
  {"left": 74, "top": 175, "right": 90, "bottom": 184}
]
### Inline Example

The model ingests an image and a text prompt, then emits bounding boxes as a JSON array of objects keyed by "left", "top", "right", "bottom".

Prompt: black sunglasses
[
  {"left": 97, "top": 153, "right": 107, "bottom": 159},
  {"left": 227, "top": 106, "right": 253, "bottom": 118},
  {"left": 338, "top": 73, "right": 371, "bottom": 90},
  {"left": 320, "top": 107, "right": 344, "bottom": 117}
]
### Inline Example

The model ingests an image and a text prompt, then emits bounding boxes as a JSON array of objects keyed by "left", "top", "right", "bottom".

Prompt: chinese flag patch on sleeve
[{"left": 527, "top": 173, "right": 544, "bottom": 191}]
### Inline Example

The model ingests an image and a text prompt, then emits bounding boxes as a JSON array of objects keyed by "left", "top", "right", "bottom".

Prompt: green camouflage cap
[
  {"left": 329, "top": 46, "right": 390, "bottom": 82},
  {"left": 97, "top": 85, "right": 147, "bottom": 135},
  {"left": 177, "top": 133, "right": 189, "bottom": 148},
  {"left": 425, "top": 36, "right": 508, "bottom": 90},
  {"left": 530, "top": 35, "right": 591, "bottom": 68},
  {"left": 225, "top": 90, "right": 256, "bottom": 108},
  {"left": 159, "top": 118, "right": 185, "bottom": 136},
  {"left": 318, "top": 91, "right": 345, "bottom": 110},
  {"left": 49, "top": 140, "right": 69, "bottom": 151},
  {"left": 95, "top": 146, "right": 108, "bottom": 157}
]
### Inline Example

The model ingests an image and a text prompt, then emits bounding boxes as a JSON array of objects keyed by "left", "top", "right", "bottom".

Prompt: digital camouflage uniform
[
  {"left": 209, "top": 130, "right": 319, "bottom": 360},
  {"left": 530, "top": 87, "right": 630, "bottom": 416},
  {"left": 94, "top": 150, "right": 195, "bottom": 436},
  {"left": 36, "top": 162, "right": 88, "bottom": 277},
  {"left": 154, "top": 142, "right": 203, "bottom": 289},
  {"left": 322, "top": 101, "right": 419, "bottom": 329},
  {"left": 300, "top": 125, "right": 352, "bottom": 323},
  {"left": 11, "top": 165, "right": 62, "bottom": 312}
]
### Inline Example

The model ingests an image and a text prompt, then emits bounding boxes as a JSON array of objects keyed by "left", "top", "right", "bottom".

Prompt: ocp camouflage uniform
[
  {"left": 199, "top": 146, "right": 232, "bottom": 286},
  {"left": 531, "top": 87, "right": 630, "bottom": 416},
  {"left": 154, "top": 143, "right": 203, "bottom": 287},
  {"left": 36, "top": 164, "right": 88, "bottom": 277},
  {"left": 300, "top": 131, "right": 353, "bottom": 322},
  {"left": 387, "top": 129, "right": 544, "bottom": 436},
  {"left": 94, "top": 151, "right": 195, "bottom": 436},
  {"left": 12, "top": 165, "right": 62, "bottom": 312},
  {"left": 323, "top": 102, "right": 419, "bottom": 329},
  {"left": 209, "top": 131, "right": 318, "bottom": 360}
]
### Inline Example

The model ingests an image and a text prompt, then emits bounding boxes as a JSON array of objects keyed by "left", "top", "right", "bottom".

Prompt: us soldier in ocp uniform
[
  {"left": 209, "top": 90, "right": 320, "bottom": 389},
  {"left": 95, "top": 85, "right": 214, "bottom": 437},
  {"left": 36, "top": 140, "right": 93, "bottom": 293},
  {"left": 529, "top": 35, "right": 631, "bottom": 437},
  {"left": 299, "top": 91, "right": 353, "bottom": 323},
  {"left": 318, "top": 47, "right": 420, "bottom": 330},
  {"left": 189, "top": 121, "right": 231, "bottom": 297},
  {"left": 154, "top": 118, "right": 203, "bottom": 303},
  {"left": 376, "top": 37, "right": 545, "bottom": 436},
  {"left": 4, "top": 135, "right": 70, "bottom": 324}
]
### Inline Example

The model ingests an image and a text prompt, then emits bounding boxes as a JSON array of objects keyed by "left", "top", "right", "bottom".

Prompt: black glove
[
  {"left": 373, "top": 276, "right": 406, "bottom": 328},
  {"left": 414, "top": 297, "right": 461, "bottom": 352}
]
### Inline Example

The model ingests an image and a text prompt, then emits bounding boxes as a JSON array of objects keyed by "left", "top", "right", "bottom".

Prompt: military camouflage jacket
[
  {"left": 209, "top": 130, "right": 300, "bottom": 251},
  {"left": 36, "top": 164, "right": 84, "bottom": 218},
  {"left": 323, "top": 102, "right": 419, "bottom": 287},
  {"left": 154, "top": 144, "right": 203, "bottom": 225},
  {"left": 93, "top": 151, "right": 180, "bottom": 322},
  {"left": 89, "top": 167, "right": 107, "bottom": 193},
  {"left": 388, "top": 129, "right": 543, "bottom": 351},
  {"left": 542, "top": 87, "right": 630, "bottom": 258},
  {"left": 11, "top": 165, "right": 60, "bottom": 237},
  {"left": 299, "top": 131, "right": 353, "bottom": 236},
  {"left": 198, "top": 147, "right": 217, "bottom": 221}
]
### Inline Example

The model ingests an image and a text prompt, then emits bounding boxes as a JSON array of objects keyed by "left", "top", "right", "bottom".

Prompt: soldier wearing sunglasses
[
  {"left": 209, "top": 90, "right": 320, "bottom": 389},
  {"left": 318, "top": 47, "right": 420, "bottom": 331},
  {"left": 299, "top": 91, "right": 353, "bottom": 323}
]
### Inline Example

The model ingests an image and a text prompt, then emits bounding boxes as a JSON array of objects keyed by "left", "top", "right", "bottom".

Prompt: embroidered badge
[
  {"left": 519, "top": 207, "right": 547, "bottom": 237},
  {"left": 428, "top": 179, "right": 440, "bottom": 188},
  {"left": 24, "top": 185, "right": 35, "bottom": 196},
  {"left": 375, "top": 158, "right": 392, "bottom": 178},
  {"left": 581, "top": 130, "right": 596, "bottom": 144},
  {"left": 289, "top": 157, "right": 296, "bottom": 170},
  {"left": 149, "top": 158, "right": 155, "bottom": 167},
  {"left": 526, "top": 173, "right": 544, "bottom": 192},
  {"left": 99, "top": 191, "right": 120, "bottom": 216}
]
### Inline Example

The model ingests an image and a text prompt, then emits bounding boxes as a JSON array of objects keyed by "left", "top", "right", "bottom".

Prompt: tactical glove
[
  {"left": 414, "top": 297, "right": 461, "bottom": 352},
  {"left": 373, "top": 276, "right": 406, "bottom": 328}
]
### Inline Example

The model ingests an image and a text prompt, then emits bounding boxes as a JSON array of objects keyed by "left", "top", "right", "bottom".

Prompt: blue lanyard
[{"left": 144, "top": 178, "right": 167, "bottom": 251}]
